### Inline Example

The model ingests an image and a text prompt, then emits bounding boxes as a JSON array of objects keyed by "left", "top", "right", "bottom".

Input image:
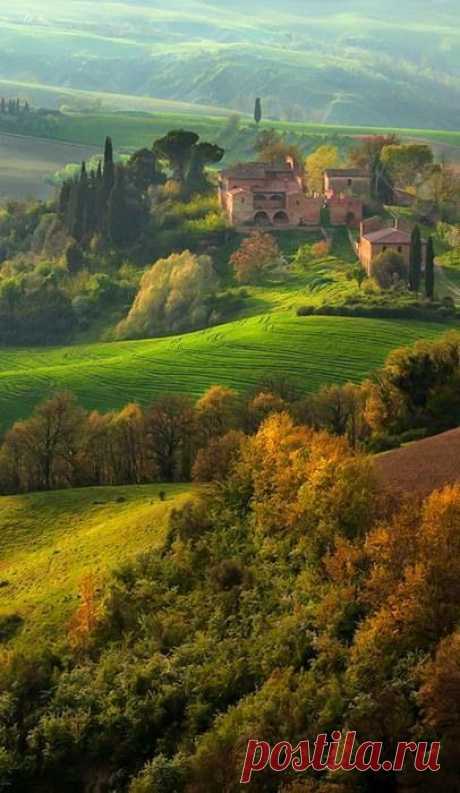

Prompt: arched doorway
[
  {"left": 254, "top": 211, "right": 270, "bottom": 226},
  {"left": 273, "top": 211, "right": 289, "bottom": 226}
]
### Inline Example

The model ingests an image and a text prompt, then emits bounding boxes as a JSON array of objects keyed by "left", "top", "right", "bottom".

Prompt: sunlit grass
[{"left": 0, "top": 483, "right": 194, "bottom": 651}]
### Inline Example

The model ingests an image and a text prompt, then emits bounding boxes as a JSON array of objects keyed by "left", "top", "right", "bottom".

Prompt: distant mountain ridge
[{"left": 1, "top": 0, "right": 459, "bottom": 128}]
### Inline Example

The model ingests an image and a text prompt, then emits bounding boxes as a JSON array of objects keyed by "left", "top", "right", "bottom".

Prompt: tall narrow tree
[
  {"left": 58, "top": 179, "right": 72, "bottom": 217},
  {"left": 107, "top": 166, "right": 128, "bottom": 246},
  {"left": 409, "top": 224, "right": 422, "bottom": 292},
  {"left": 103, "top": 136, "right": 115, "bottom": 199},
  {"left": 254, "top": 97, "right": 262, "bottom": 125},
  {"left": 425, "top": 236, "right": 435, "bottom": 300}
]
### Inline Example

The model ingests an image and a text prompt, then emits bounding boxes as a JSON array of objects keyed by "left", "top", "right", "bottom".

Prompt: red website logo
[{"left": 241, "top": 733, "right": 441, "bottom": 784}]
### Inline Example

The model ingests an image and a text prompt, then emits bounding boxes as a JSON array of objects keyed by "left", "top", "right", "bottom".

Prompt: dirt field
[
  {"left": 375, "top": 427, "right": 460, "bottom": 499},
  {"left": 0, "top": 132, "right": 99, "bottom": 201}
]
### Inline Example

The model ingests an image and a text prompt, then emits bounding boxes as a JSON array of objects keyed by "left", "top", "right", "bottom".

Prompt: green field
[
  {"left": 0, "top": 132, "right": 100, "bottom": 200},
  {"left": 0, "top": 313, "right": 453, "bottom": 433},
  {"left": 2, "top": 105, "right": 460, "bottom": 154},
  {"left": 0, "top": 78, "right": 235, "bottom": 118},
  {"left": 0, "top": 484, "right": 193, "bottom": 651},
  {"left": 1, "top": 104, "right": 459, "bottom": 201}
]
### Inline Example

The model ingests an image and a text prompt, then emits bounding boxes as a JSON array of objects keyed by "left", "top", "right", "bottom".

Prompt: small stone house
[{"left": 357, "top": 219, "right": 426, "bottom": 276}]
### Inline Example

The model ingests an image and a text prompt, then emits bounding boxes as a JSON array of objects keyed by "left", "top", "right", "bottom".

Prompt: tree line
[
  {"left": 1, "top": 332, "right": 459, "bottom": 495},
  {"left": 0, "top": 97, "right": 30, "bottom": 114}
]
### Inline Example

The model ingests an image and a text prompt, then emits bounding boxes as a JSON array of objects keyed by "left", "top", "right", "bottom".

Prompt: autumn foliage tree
[{"left": 230, "top": 231, "right": 283, "bottom": 284}]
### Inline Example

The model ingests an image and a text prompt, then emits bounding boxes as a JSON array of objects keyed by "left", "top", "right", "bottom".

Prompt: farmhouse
[
  {"left": 219, "top": 158, "right": 365, "bottom": 229},
  {"left": 218, "top": 159, "right": 322, "bottom": 227},
  {"left": 357, "top": 219, "right": 426, "bottom": 276}
]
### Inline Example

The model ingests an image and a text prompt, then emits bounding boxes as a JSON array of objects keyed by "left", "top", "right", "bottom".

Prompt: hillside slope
[
  {"left": 0, "top": 484, "right": 193, "bottom": 651},
  {"left": 1, "top": 1, "right": 459, "bottom": 128},
  {"left": 0, "top": 314, "right": 454, "bottom": 432},
  {"left": 375, "top": 427, "right": 460, "bottom": 499}
]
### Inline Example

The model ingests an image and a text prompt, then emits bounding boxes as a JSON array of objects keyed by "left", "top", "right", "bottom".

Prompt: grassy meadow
[
  {"left": 0, "top": 483, "right": 193, "bottom": 651},
  {"left": 1, "top": 103, "right": 459, "bottom": 200},
  {"left": 0, "top": 229, "right": 456, "bottom": 431},
  {"left": 0, "top": 313, "right": 452, "bottom": 433}
]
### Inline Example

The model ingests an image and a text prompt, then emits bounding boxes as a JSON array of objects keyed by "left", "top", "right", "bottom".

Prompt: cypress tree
[
  {"left": 77, "top": 162, "right": 89, "bottom": 240},
  {"left": 254, "top": 98, "right": 262, "bottom": 125},
  {"left": 58, "top": 179, "right": 72, "bottom": 217},
  {"left": 86, "top": 169, "right": 97, "bottom": 234},
  {"left": 66, "top": 180, "right": 79, "bottom": 238},
  {"left": 66, "top": 164, "right": 89, "bottom": 241},
  {"left": 103, "top": 136, "right": 115, "bottom": 198},
  {"left": 409, "top": 224, "right": 422, "bottom": 292},
  {"left": 425, "top": 236, "right": 435, "bottom": 300},
  {"left": 107, "top": 166, "right": 128, "bottom": 246}
]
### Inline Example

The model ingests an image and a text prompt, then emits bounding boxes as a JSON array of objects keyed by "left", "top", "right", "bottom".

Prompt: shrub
[
  {"left": 311, "top": 240, "right": 331, "bottom": 258},
  {"left": 116, "top": 250, "right": 220, "bottom": 339},
  {"left": 184, "top": 212, "right": 228, "bottom": 234},
  {"left": 372, "top": 249, "right": 408, "bottom": 289}
]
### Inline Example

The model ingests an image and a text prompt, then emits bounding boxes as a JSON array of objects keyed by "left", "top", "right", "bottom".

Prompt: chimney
[{"left": 394, "top": 218, "right": 399, "bottom": 230}]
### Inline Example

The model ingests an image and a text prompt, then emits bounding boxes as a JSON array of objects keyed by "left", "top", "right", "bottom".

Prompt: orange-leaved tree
[{"left": 230, "top": 231, "right": 282, "bottom": 284}]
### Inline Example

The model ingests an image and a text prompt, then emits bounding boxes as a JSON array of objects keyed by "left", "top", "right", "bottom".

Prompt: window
[
  {"left": 398, "top": 246, "right": 403, "bottom": 253},
  {"left": 348, "top": 178, "right": 353, "bottom": 187}
]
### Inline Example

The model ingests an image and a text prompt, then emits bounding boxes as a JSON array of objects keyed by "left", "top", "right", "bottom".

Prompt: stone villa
[{"left": 218, "top": 158, "right": 365, "bottom": 229}]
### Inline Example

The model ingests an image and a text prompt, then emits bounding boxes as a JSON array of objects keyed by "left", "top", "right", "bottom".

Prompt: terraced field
[
  {"left": 0, "top": 313, "right": 453, "bottom": 432},
  {"left": 0, "top": 483, "right": 193, "bottom": 651}
]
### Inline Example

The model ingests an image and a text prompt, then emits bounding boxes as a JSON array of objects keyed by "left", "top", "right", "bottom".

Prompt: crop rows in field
[{"left": 0, "top": 314, "right": 452, "bottom": 432}]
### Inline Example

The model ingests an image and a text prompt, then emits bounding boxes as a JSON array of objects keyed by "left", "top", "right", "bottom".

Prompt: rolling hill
[
  {"left": 0, "top": 313, "right": 454, "bottom": 433},
  {"left": 375, "top": 427, "right": 460, "bottom": 499},
  {"left": 0, "top": 483, "right": 193, "bottom": 651},
  {"left": 0, "top": 0, "right": 459, "bottom": 129}
]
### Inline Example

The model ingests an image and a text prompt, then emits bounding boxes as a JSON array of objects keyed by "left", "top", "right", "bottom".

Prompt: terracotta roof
[
  {"left": 221, "top": 161, "right": 296, "bottom": 179},
  {"left": 324, "top": 169, "right": 369, "bottom": 177},
  {"left": 374, "top": 427, "right": 460, "bottom": 499},
  {"left": 363, "top": 227, "right": 412, "bottom": 244}
]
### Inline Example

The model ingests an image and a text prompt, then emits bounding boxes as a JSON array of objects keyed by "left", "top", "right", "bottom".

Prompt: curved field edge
[
  {"left": 0, "top": 314, "right": 455, "bottom": 431},
  {"left": 0, "top": 483, "right": 194, "bottom": 651}
]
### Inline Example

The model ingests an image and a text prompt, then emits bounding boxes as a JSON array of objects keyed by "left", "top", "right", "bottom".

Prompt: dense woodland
[{"left": 1, "top": 338, "right": 459, "bottom": 791}]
